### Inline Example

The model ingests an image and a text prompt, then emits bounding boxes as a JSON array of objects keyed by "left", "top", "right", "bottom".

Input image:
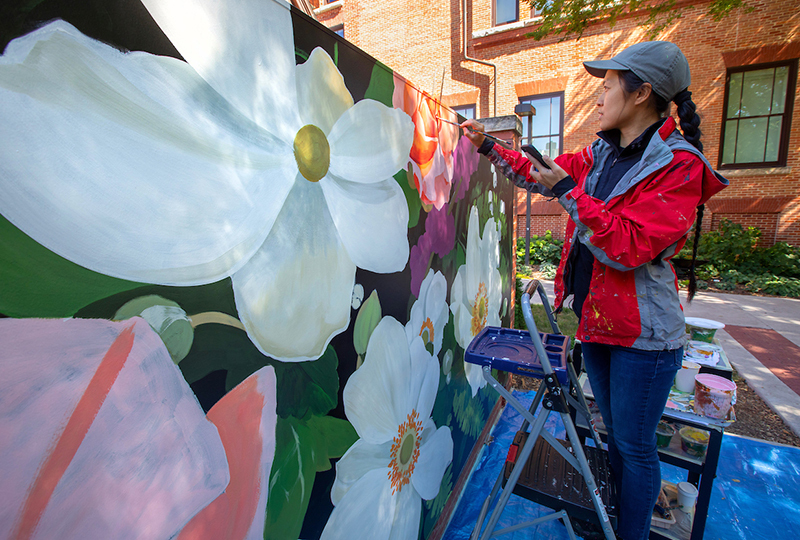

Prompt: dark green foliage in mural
[
  {"left": 363, "top": 60, "right": 394, "bottom": 107},
  {"left": 273, "top": 347, "right": 340, "bottom": 420},
  {"left": 266, "top": 414, "right": 357, "bottom": 540},
  {"left": 0, "top": 215, "right": 143, "bottom": 318}
]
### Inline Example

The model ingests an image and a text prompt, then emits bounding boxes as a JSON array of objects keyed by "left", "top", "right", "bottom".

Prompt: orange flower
[{"left": 393, "top": 75, "right": 460, "bottom": 210}]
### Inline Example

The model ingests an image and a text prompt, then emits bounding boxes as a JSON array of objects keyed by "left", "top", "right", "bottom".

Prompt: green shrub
[
  {"left": 679, "top": 219, "right": 800, "bottom": 279},
  {"left": 516, "top": 231, "right": 564, "bottom": 267},
  {"left": 746, "top": 276, "right": 800, "bottom": 297}
]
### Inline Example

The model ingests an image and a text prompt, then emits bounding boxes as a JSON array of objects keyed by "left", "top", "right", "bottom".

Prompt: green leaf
[
  {"left": 0, "top": 214, "right": 143, "bottom": 317},
  {"left": 273, "top": 346, "right": 340, "bottom": 419},
  {"left": 265, "top": 415, "right": 358, "bottom": 540},
  {"left": 398, "top": 166, "right": 422, "bottom": 229},
  {"left": 363, "top": 60, "right": 395, "bottom": 107},
  {"left": 353, "top": 290, "right": 381, "bottom": 357}
]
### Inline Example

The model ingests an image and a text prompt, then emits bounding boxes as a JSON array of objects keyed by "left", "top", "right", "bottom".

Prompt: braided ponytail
[
  {"left": 672, "top": 89, "right": 704, "bottom": 302},
  {"left": 673, "top": 89, "right": 703, "bottom": 152}
]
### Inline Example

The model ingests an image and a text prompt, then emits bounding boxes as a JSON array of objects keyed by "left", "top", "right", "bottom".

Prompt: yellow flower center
[
  {"left": 419, "top": 318, "right": 434, "bottom": 346},
  {"left": 293, "top": 124, "right": 330, "bottom": 182},
  {"left": 388, "top": 410, "right": 423, "bottom": 494},
  {"left": 471, "top": 282, "right": 488, "bottom": 336}
]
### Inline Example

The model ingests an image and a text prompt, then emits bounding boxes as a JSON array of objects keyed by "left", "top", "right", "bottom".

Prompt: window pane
[
  {"left": 726, "top": 72, "right": 743, "bottom": 119},
  {"left": 453, "top": 105, "right": 475, "bottom": 120},
  {"left": 520, "top": 94, "right": 562, "bottom": 153},
  {"left": 772, "top": 66, "right": 788, "bottom": 114},
  {"left": 531, "top": 135, "right": 559, "bottom": 157},
  {"left": 550, "top": 96, "right": 561, "bottom": 134},
  {"left": 529, "top": 97, "right": 553, "bottom": 137},
  {"left": 735, "top": 117, "right": 768, "bottom": 163},
  {"left": 740, "top": 68, "right": 775, "bottom": 117},
  {"left": 765, "top": 117, "right": 782, "bottom": 162},
  {"left": 721, "top": 120, "right": 738, "bottom": 165},
  {"left": 496, "top": 0, "right": 517, "bottom": 24}
]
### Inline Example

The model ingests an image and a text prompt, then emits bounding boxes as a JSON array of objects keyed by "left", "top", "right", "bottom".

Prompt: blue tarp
[{"left": 443, "top": 390, "right": 800, "bottom": 540}]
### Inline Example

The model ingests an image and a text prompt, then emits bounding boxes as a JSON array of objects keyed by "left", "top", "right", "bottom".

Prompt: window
[
  {"left": 330, "top": 24, "right": 344, "bottom": 37},
  {"left": 518, "top": 93, "right": 564, "bottom": 159},
  {"left": 452, "top": 104, "right": 476, "bottom": 120},
  {"left": 494, "top": 0, "right": 518, "bottom": 26},
  {"left": 719, "top": 61, "right": 797, "bottom": 169}
]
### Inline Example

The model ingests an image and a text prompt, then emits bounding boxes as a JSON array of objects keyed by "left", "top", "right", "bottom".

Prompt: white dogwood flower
[
  {"left": 0, "top": 0, "right": 413, "bottom": 362},
  {"left": 450, "top": 206, "right": 502, "bottom": 396},
  {"left": 405, "top": 269, "right": 448, "bottom": 358},
  {"left": 322, "top": 317, "right": 453, "bottom": 540}
]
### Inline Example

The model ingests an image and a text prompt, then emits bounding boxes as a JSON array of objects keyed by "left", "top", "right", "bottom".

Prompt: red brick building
[{"left": 310, "top": 0, "right": 799, "bottom": 246}]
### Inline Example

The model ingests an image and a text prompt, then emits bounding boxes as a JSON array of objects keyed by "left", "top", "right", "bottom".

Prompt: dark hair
[{"left": 618, "top": 70, "right": 705, "bottom": 302}]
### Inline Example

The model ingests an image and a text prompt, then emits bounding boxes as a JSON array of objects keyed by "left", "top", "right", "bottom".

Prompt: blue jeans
[{"left": 581, "top": 342, "right": 682, "bottom": 540}]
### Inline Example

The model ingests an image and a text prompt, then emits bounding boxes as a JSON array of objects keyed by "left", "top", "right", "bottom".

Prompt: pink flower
[{"left": 393, "top": 75, "right": 460, "bottom": 210}]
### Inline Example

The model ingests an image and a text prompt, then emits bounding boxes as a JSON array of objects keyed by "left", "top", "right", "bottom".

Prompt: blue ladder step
[{"left": 465, "top": 326, "right": 570, "bottom": 384}]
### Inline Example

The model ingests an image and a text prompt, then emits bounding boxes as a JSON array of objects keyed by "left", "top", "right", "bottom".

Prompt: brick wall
[{"left": 313, "top": 0, "right": 800, "bottom": 246}]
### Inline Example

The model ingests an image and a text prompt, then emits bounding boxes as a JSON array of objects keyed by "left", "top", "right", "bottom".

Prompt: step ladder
[{"left": 464, "top": 280, "right": 618, "bottom": 540}]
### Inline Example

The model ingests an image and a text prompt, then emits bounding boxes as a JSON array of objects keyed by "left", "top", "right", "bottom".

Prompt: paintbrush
[{"left": 436, "top": 116, "right": 511, "bottom": 147}]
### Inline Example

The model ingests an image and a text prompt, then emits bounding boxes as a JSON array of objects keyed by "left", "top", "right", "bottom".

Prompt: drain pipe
[{"left": 462, "top": 0, "right": 497, "bottom": 116}]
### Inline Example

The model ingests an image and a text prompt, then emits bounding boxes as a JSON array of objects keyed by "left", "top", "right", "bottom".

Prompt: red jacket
[{"left": 485, "top": 118, "right": 728, "bottom": 349}]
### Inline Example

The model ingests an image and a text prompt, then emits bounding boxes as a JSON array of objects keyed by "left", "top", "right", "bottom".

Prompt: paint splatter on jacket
[{"left": 483, "top": 117, "right": 729, "bottom": 349}]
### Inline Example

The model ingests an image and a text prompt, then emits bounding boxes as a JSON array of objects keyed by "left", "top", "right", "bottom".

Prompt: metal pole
[{"left": 525, "top": 190, "right": 531, "bottom": 266}]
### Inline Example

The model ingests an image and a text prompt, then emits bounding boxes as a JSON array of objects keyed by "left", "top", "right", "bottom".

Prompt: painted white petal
[
  {"left": 0, "top": 22, "right": 295, "bottom": 285},
  {"left": 140, "top": 0, "right": 302, "bottom": 142},
  {"left": 296, "top": 48, "right": 354, "bottom": 135},
  {"left": 424, "top": 271, "right": 449, "bottom": 355},
  {"left": 232, "top": 179, "right": 355, "bottom": 362},
  {"left": 465, "top": 207, "right": 485, "bottom": 293},
  {"left": 409, "top": 336, "right": 440, "bottom": 424},
  {"left": 344, "top": 317, "right": 413, "bottom": 443},
  {"left": 320, "top": 468, "right": 396, "bottom": 540},
  {"left": 328, "top": 99, "right": 414, "bottom": 184},
  {"left": 450, "top": 269, "right": 472, "bottom": 350},
  {"left": 387, "top": 485, "right": 422, "bottom": 540},
  {"left": 411, "top": 426, "right": 453, "bottom": 500},
  {"left": 330, "top": 438, "right": 391, "bottom": 505},
  {"left": 321, "top": 175, "right": 409, "bottom": 273},
  {"left": 464, "top": 362, "right": 486, "bottom": 397}
]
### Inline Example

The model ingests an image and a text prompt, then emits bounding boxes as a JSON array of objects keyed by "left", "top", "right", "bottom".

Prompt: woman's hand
[
  {"left": 525, "top": 152, "right": 568, "bottom": 190},
  {"left": 459, "top": 119, "right": 485, "bottom": 148}
]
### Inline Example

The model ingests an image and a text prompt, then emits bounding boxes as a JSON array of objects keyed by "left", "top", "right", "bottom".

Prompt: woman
[{"left": 461, "top": 41, "right": 728, "bottom": 539}]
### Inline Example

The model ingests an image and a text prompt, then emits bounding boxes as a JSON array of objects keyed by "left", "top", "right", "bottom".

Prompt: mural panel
[{"left": 0, "top": 1, "right": 514, "bottom": 538}]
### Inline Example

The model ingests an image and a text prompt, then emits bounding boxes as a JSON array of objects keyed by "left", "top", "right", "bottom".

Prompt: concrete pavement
[{"left": 527, "top": 279, "right": 800, "bottom": 437}]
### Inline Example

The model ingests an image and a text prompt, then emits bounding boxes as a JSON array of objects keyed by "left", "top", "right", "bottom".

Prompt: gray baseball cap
[{"left": 583, "top": 41, "right": 691, "bottom": 102}]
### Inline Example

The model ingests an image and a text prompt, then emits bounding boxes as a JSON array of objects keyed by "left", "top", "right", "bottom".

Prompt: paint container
[
  {"left": 674, "top": 360, "right": 701, "bottom": 393},
  {"left": 677, "top": 481, "right": 698, "bottom": 510},
  {"left": 656, "top": 421, "right": 675, "bottom": 447},
  {"left": 694, "top": 373, "right": 736, "bottom": 419},
  {"left": 679, "top": 427, "right": 709, "bottom": 457},
  {"left": 684, "top": 317, "right": 725, "bottom": 343}
]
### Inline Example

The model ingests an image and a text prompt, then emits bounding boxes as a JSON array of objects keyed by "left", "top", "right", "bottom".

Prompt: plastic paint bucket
[
  {"left": 675, "top": 361, "right": 701, "bottom": 393},
  {"left": 684, "top": 317, "right": 725, "bottom": 343},
  {"left": 694, "top": 373, "right": 736, "bottom": 419},
  {"left": 677, "top": 481, "right": 698, "bottom": 509},
  {"left": 656, "top": 421, "right": 675, "bottom": 447},
  {"left": 679, "top": 426, "right": 709, "bottom": 457}
]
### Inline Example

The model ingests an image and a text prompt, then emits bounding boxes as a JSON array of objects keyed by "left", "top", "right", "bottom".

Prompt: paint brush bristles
[{"left": 436, "top": 117, "right": 511, "bottom": 147}]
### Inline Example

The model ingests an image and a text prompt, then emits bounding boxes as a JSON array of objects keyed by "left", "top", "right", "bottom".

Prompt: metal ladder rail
[
  {"left": 470, "top": 284, "right": 616, "bottom": 540},
  {"left": 522, "top": 280, "right": 605, "bottom": 452},
  {"left": 520, "top": 286, "right": 616, "bottom": 540}
]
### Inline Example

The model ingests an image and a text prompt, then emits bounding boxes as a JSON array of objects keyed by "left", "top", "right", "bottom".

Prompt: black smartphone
[{"left": 521, "top": 144, "right": 551, "bottom": 170}]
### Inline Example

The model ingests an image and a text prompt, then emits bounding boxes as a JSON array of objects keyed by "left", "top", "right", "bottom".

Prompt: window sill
[
  {"left": 719, "top": 166, "right": 791, "bottom": 178},
  {"left": 472, "top": 16, "right": 542, "bottom": 39},
  {"left": 314, "top": 0, "right": 343, "bottom": 15}
]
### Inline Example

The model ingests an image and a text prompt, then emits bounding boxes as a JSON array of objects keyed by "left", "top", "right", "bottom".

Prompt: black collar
[{"left": 597, "top": 117, "right": 668, "bottom": 158}]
